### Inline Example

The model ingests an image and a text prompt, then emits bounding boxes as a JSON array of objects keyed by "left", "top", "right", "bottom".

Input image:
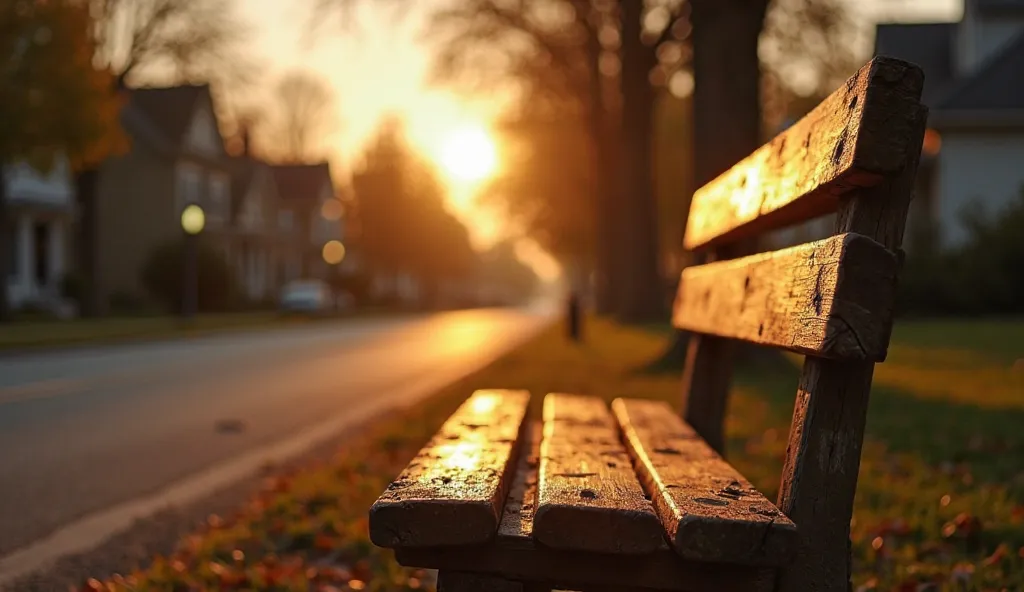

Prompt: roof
[
  {"left": 272, "top": 163, "right": 333, "bottom": 202},
  {"left": 933, "top": 32, "right": 1024, "bottom": 111},
  {"left": 874, "top": 23, "right": 957, "bottom": 104},
  {"left": 126, "top": 85, "right": 209, "bottom": 148}
]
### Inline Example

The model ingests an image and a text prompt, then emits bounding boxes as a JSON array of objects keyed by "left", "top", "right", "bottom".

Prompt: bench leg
[{"left": 437, "top": 570, "right": 549, "bottom": 592}]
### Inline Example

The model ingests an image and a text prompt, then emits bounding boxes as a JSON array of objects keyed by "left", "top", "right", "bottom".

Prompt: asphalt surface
[{"left": 0, "top": 307, "right": 551, "bottom": 564}]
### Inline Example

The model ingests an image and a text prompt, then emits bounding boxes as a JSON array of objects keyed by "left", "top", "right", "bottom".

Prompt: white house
[
  {"left": 3, "top": 158, "right": 73, "bottom": 311},
  {"left": 876, "top": 0, "right": 1024, "bottom": 246}
]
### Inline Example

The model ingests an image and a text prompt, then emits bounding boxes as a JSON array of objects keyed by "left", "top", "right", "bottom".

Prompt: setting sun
[{"left": 440, "top": 126, "right": 498, "bottom": 183}]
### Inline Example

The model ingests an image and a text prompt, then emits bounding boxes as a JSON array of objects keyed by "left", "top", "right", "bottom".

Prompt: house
[
  {"left": 91, "top": 84, "right": 234, "bottom": 311},
  {"left": 875, "top": 0, "right": 1024, "bottom": 246},
  {"left": 228, "top": 152, "right": 287, "bottom": 302},
  {"left": 271, "top": 163, "right": 345, "bottom": 281},
  {"left": 3, "top": 158, "right": 74, "bottom": 312}
]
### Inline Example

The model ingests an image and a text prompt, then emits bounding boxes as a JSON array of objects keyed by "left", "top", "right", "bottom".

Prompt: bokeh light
[
  {"left": 180, "top": 204, "right": 206, "bottom": 235},
  {"left": 322, "top": 240, "right": 346, "bottom": 265}
]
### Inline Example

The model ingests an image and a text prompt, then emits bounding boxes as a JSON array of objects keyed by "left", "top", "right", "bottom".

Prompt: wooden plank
[
  {"left": 533, "top": 393, "right": 664, "bottom": 554},
  {"left": 397, "top": 422, "right": 777, "bottom": 592},
  {"left": 612, "top": 398, "right": 798, "bottom": 566},
  {"left": 369, "top": 389, "right": 530, "bottom": 548},
  {"left": 683, "top": 56, "right": 925, "bottom": 250},
  {"left": 776, "top": 97, "right": 928, "bottom": 592},
  {"left": 672, "top": 232, "right": 900, "bottom": 361}
]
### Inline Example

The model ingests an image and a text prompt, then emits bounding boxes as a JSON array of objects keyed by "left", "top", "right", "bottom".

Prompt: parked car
[{"left": 278, "top": 280, "right": 334, "bottom": 315}]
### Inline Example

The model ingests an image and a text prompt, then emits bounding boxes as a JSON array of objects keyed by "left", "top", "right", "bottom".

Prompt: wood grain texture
[
  {"left": 683, "top": 56, "right": 925, "bottom": 250},
  {"left": 776, "top": 359, "right": 875, "bottom": 592},
  {"left": 776, "top": 96, "right": 927, "bottom": 592},
  {"left": 369, "top": 390, "right": 530, "bottom": 548},
  {"left": 673, "top": 233, "right": 900, "bottom": 360},
  {"left": 613, "top": 398, "right": 798, "bottom": 566},
  {"left": 397, "top": 421, "right": 777, "bottom": 592},
  {"left": 533, "top": 394, "right": 664, "bottom": 554}
]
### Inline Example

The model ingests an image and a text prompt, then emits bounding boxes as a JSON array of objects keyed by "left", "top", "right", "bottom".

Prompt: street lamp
[{"left": 181, "top": 204, "right": 205, "bottom": 320}]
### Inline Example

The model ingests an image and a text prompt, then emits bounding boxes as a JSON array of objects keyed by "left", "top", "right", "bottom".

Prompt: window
[
  {"left": 175, "top": 163, "right": 201, "bottom": 212},
  {"left": 278, "top": 209, "right": 294, "bottom": 232},
  {"left": 207, "top": 173, "right": 230, "bottom": 223}
]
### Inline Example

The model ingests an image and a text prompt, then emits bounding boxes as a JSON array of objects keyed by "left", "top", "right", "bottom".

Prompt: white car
[{"left": 279, "top": 280, "right": 334, "bottom": 315}]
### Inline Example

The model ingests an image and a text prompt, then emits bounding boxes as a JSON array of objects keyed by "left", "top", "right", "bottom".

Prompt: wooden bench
[{"left": 368, "top": 56, "right": 927, "bottom": 592}]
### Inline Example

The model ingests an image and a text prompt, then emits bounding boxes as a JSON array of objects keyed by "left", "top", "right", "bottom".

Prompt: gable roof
[
  {"left": 128, "top": 85, "right": 208, "bottom": 146},
  {"left": 272, "top": 163, "right": 333, "bottom": 203},
  {"left": 933, "top": 32, "right": 1024, "bottom": 111},
  {"left": 874, "top": 23, "right": 957, "bottom": 104},
  {"left": 122, "top": 84, "right": 231, "bottom": 159}
]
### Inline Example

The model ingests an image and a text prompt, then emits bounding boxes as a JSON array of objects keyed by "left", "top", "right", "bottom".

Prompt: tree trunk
[
  {"left": 75, "top": 168, "right": 100, "bottom": 316},
  {"left": 691, "top": 1, "right": 766, "bottom": 185},
  {"left": 617, "top": 0, "right": 664, "bottom": 323},
  {"left": 652, "top": 0, "right": 768, "bottom": 366},
  {"left": 583, "top": 12, "right": 619, "bottom": 316},
  {"left": 0, "top": 165, "right": 10, "bottom": 322}
]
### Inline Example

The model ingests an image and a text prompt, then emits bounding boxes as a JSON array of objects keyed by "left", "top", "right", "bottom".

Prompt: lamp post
[
  {"left": 180, "top": 204, "right": 205, "bottom": 320},
  {"left": 322, "top": 240, "right": 346, "bottom": 312}
]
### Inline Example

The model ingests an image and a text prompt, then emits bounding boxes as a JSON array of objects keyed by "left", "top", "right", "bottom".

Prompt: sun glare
[{"left": 440, "top": 126, "right": 497, "bottom": 183}]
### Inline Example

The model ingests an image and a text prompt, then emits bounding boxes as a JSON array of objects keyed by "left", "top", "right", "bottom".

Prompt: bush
[
  {"left": 140, "top": 239, "right": 240, "bottom": 313},
  {"left": 898, "top": 189, "right": 1024, "bottom": 316}
]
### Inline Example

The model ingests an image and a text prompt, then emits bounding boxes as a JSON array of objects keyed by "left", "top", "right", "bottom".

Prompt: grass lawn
[
  {"left": 0, "top": 312, "right": 357, "bottom": 352},
  {"left": 81, "top": 318, "right": 1024, "bottom": 592}
]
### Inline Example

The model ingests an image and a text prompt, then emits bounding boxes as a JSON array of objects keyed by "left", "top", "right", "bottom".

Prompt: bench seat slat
[
  {"left": 397, "top": 420, "right": 777, "bottom": 592},
  {"left": 673, "top": 233, "right": 899, "bottom": 360},
  {"left": 369, "top": 389, "right": 530, "bottom": 548},
  {"left": 613, "top": 398, "right": 798, "bottom": 566},
  {"left": 683, "top": 57, "right": 924, "bottom": 251},
  {"left": 534, "top": 393, "right": 664, "bottom": 554}
]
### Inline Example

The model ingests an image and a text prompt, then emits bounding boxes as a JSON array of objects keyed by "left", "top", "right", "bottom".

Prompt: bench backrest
[{"left": 674, "top": 57, "right": 926, "bottom": 591}]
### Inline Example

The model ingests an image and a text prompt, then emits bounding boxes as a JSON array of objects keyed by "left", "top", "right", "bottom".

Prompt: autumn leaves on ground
[{"left": 81, "top": 319, "right": 1024, "bottom": 592}]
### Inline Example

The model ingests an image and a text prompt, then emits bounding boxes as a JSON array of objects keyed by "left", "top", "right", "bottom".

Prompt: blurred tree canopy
[
  {"left": 266, "top": 70, "right": 337, "bottom": 163},
  {"left": 0, "top": 0, "right": 125, "bottom": 321},
  {"left": 89, "top": 0, "right": 253, "bottom": 89},
  {"left": 351, "top": 119, "right": 477, "bottom": 304},
  {"left": 415, "top": 0, "right": 860, "bottom": 320}
]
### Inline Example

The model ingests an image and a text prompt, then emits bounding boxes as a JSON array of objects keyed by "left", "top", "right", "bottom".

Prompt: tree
[
  {"left": 322, "top": 0, "right": 860, "bottom": 319},
  {"left": 90, "top": 0, "right": 252, "bottom": 88},
  {"left": 0, "top": 0, "right": 124, "bottom": 321},
  {"left": 427, "top": 0, "right": 625, "bottom": 311},
  {"left": 270, "top": 71, "right": 337, "bottom": 162},
  {"left": 351, "top": 118, "right": 477, "bottom": 306}
]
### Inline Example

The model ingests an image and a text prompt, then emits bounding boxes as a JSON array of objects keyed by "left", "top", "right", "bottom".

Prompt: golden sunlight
[{"left": 440, "top": 126, "right": 498, "bottom": 183}]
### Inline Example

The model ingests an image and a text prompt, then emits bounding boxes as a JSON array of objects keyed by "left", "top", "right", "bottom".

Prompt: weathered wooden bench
[{"left": 368, "top": 56, "right": 927, "bottom": 592}]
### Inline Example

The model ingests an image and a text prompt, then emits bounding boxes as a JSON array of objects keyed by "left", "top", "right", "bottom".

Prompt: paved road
[{"left": 0, "top": 307, "right": 551, "bottom": 566}]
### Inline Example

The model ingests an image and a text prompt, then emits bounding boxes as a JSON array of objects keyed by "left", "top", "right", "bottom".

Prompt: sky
[{"left": 236, "top": 0, "right": 963, "bottom": 277}]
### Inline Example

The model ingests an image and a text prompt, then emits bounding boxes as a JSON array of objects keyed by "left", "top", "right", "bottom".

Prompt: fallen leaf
[{"left": 983, "top": 543, "right": 1010, "bottom": 567}]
